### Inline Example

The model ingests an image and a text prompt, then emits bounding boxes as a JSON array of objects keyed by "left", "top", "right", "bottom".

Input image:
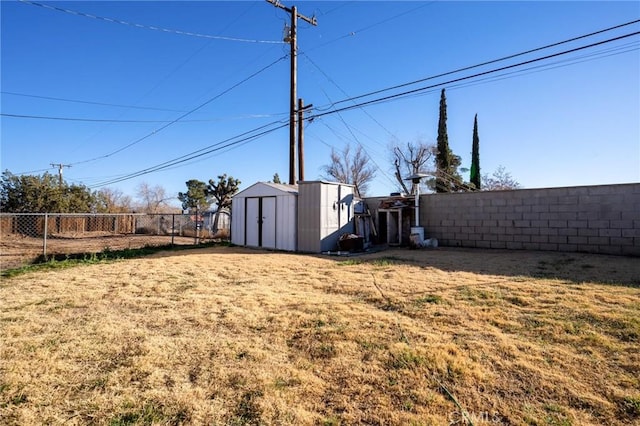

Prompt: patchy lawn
[{"left": 1, "top": 246, "right": 638, "bottom": 425}]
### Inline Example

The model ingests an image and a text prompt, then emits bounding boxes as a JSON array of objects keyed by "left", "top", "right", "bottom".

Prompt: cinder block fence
[{"left": 366, "top": 183, "right": 640, "bottom": 256}]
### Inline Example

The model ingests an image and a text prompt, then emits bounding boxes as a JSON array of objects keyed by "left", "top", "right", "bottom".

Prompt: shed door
[
  {"left": 262, "top": 197, "right": 276, "bottom": 249},
  {"left": 245, "top": 197, "right": 276, "bottom": 249},
  {"left": 246, "top": 198, "right": 260, "bottom": 247}
]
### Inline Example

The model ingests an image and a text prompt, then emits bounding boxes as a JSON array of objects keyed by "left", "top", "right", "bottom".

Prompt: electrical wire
[
  {"left": 19, "top": 0, "right": 284, "bottom": 44},
  {"left": 305, "top": 1, "right": 436, "bottom": 51},
  {"left": 313, "top": 94, "right": 397, "bottom": 189},
  {"left": 442, "top": 41, "right": 640, "bottom": 94},
  {"left": 0, "top": 112, "right": 287, "bottom": 123},
  {"left": 0, "top": 91, "right": 186, "bottom": 113},
  {"left": 89, "top": 121, "right": 289, "bottom": 188},
  {"left": 65, "top": 55, "right": 288, "bottom": 167},
  {"left": 312, "top": 19, "right": 640, "bottom": 112},
  {"left": 0, "top": 113, "right": 198, "bottom": 123},
  {"left": 302, "top": 52, "right": 397, "bottom": 146},
  {"left": 390, "top": 40, "right": 640, "bottom": 103},
  {"left": 15, "top": 36, "right": 640, "bottom": 125},
  {"left": 309, "top": 31, "right": 640, "bottom": 120},
  {"left": 12, "top": 167, "right": 53, "bottom": 176},
  {"left": 303, "top": 27, "right": 639, "bottom": 193},
  {"left": 65, "top": 2, "right": 277, "bottom": 157}
]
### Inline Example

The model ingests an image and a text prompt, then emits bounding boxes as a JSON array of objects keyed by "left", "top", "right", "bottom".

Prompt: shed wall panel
[
  {"left": 298, "top": 182, "right": 321, "bottom": 252},
  {"left": 231, "top": 198, "right": 245, "bottom": 246},
  {"left": 274, "top": 195, "right": 296, "bottom": 251}
]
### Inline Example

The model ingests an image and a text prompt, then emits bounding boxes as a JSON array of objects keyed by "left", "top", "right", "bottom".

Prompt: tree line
[
  {"left": 0, "top": 170, "right": 176, "bottom": 214},
  {"left": 0, "top": 170, "right": 244, "bottom": 215}
]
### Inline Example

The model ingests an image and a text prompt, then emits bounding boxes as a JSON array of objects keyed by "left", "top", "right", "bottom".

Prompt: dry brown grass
[
  {"left": 0, "top": 234, "right": 205, "bottom": 270},
  {"left": 1, "top": 246, "right": 638, "bottom": 425}
]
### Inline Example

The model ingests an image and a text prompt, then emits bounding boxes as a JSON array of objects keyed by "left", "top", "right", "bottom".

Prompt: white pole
[{"left": 415, "top": 185, "right": 420, "bottom": 227}]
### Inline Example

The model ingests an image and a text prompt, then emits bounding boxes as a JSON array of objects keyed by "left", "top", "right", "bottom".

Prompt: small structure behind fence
[{"left": 0, "top": 212, "right": 230, "bottom": 270}]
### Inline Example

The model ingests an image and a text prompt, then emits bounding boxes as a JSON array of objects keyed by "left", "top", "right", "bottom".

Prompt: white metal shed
[
  {"left": 231, "top": 182, "right": 298, "bottom": 251},
  {"left": 297, "top": 181, "right": 356, "bottom": 252}
]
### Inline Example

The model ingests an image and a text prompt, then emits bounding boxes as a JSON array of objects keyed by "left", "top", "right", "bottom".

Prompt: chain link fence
[{"left": 0, "top": 212, "right": 230, "bottom": 270}]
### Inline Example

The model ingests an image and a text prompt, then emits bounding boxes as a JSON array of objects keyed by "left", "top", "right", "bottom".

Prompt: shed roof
[
  {"left": 233, "top": 181, "right": 298, "bottom": 198},
  {"left": 298, "top": 180, "right": 355, "bottom": 188}
]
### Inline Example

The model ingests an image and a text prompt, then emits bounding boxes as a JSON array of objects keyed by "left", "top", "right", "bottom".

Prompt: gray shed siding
[{"left": 297, "top": 181, "right": 356, "bottom": 252}]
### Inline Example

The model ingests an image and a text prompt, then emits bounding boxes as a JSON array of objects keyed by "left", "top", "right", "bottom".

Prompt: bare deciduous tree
[
  {"left": 95, "top": 187, "right": 132, "bottom": 213},
  {"left": 482, "top": 166, "right": 521, "bottom": 191},
  {"left": 391, "top": 140, "right": 437, "bottom": 194},
  {"left": 135, "top": 182, "right": 172, "bottom": 213},
  {"left": 321, "top": 144, "right": 376, "bottom": 197}
]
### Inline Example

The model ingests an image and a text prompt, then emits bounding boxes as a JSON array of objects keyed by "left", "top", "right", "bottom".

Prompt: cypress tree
[
  {"left": 436, "top": 89, "right": 451, "bottom": 193},
  {"left": 470, "top": 114, "right": 481, "bottom": 189}
]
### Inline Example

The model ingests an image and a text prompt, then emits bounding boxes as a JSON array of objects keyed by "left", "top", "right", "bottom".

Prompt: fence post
[
  {"left": 43, "top": 213, "right": 48, "bottom": 259},
  {"left": 195, "top": 207, "right": 199, "bottom": 245},
  {"left": 171, "top": 214, "right": 175, "bottom": 246}
]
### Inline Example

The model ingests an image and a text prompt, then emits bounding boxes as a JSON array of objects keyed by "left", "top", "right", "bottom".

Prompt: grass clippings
[{"left": 0, "top": 246, "right": 638, "bottom": 425}]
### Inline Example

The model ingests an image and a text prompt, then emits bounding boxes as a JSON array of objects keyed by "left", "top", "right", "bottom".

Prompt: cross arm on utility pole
[
  {"left": 266, "top": 0, "right": 317, "bottom": 26},
  {"left": 50, "top": 163, "right": 71, "bottom": 186}
]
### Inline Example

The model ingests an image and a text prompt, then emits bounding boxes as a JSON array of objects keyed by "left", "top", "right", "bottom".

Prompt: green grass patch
[
  {"left": 1, "top": 242, "right": 222, "bottom": 278},
  {"left": 110, "top": 401, "right": 190, "bottom": 426},
  {"left": 415, "top": 294, "right": 444, "bottom": 305},
  {"left": 336, "top": 259, "right": 361, "bottom": 266},
  {"left": 370, "top": 256, "right": 402, "bottom": 267},
  {"left": 387, "top": 349, "right": 425, "bottom": 370}
]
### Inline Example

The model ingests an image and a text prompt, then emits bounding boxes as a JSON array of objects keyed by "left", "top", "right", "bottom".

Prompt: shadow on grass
[
  {"left": 140, "top": 243, "right": 640, "bottom": 288},
  {"left": 327, "top": 246, "right": 640, "bottom": 288}
]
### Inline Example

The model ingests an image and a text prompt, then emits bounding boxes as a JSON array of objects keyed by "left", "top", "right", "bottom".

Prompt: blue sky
[{"left": 1, "top": 0, "right": 639, "bottom": 205}]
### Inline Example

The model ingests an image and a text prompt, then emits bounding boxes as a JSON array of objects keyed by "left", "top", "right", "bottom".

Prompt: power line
[
  {"left": 0, "top": 112, "right": 286, "bottom": 123},
  {"left": 442, "top": 41, "right": 640, "bottom": 95},
  {"left": 66, "top": 55, "right": 288, "bottom": 167},
  {"left": 12, "top": 167, "right": 53, "bottom": 176},
  {"left": 312, "top": 84, "right": 397, "bottom": 187},
  {"left": 1, "top": 91, "right": 186, "bottom": 113},
  {"left": 316, "top": 117, "right": 398, "bottom": 189},
  {"left": 309, "top": 31, "right": 640, "bottom": 120},
  {"left": 305, "top": 1, "right": 436, "bottom": 52},
  {"left": 19, "top": 0, "right": 284, "bottom": 44},
  {"left": 89, "top": 121, "right": 289, "bottom": 188},
  {"left": 301, "top": 52, "right": 397, "bottom": 148},
  {"left": 313, "top": 19, "right": 640, "bottom": 112}
]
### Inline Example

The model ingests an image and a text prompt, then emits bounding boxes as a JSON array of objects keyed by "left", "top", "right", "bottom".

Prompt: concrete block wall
[{"left": 367, "top": 183, "right": 640, "bottom": 256}]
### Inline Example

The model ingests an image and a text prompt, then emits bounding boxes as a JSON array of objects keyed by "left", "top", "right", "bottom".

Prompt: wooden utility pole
[
  {"left": 50, "top": 163, "right": 71, "bottom": 186},
  {"left": 266, "top": 0, "right": 317, "bottom": 185},
  {"left": 297, "top": 98, "right": 313, "bottom": 182}
]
